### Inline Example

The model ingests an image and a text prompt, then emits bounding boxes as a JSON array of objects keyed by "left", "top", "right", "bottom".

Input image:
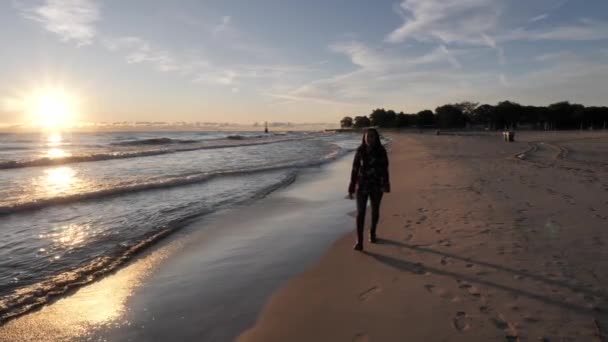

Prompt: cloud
[
  {"left": 102, "top": 37, "right": 182, "bottom": 73},
  {"left": 273, "top": 42, "right": 467, "bottom": 107},
  {"left": 213, "top": 16, "right": 231, "bottom": 35},
  {"left": 386, "top": 0, "right": 608, "bottom": 47},
  {"left": 385, "top": 0, "right": 500, "bottom": 44},
  {"left": 17, "top": 4, "right": 303, "bottom": 94},
  {"left": 20, "top": 0, "right": 100, "bottom": 45},
  {"left": 329, "top": 41, "right": 462, "bottom": 71},
  {"left": 529, "top": 14, "right": 549, "bottom": 23},
  {"left": 535, "top": 51, "right": 578, "bottom": 62},
  {"left": 503, "top": 19, "right": 608, "bottom": 41},
  {"left": 499, "top": 74, "right": 509, "bottom": 87}
]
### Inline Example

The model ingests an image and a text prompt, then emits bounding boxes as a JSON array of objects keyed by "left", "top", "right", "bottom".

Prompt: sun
[{"left": 27, "top": 88, "right": 79, "bottom": 129}]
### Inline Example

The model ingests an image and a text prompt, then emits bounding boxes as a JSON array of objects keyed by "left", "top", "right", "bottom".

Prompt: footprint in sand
[
  {"left": 359, "top": 286, "right": 381, "bottom": 301},
  {"left": 437, "top": 239, "right": 452, "bottom": 247},
  {"left": 404, "top": 234, "right": 414, "bottom": 241},
  {"left": 489, "top": 316, "right": 509, "bottom": 330},
  {"left": 452, "top": 312, "right": 471, "bottom": 332},
  {"left": 424, "top": 284, "right": 453, "bottom": 300},
  {"left": 457, "top": 281, "right": 472, "bottom": 289},
  {"left": 467, "top": 286, "right": 482, "bottom": 297},
  {"left": 523, "top": 316, "right": 541, "bottom": 324},
  {"left": 592, "top": 236, "right": 604, "bottom": 246},
  {"left": 416, "top": 216, "right": 427, "bottom": 224},
  {"left": 352, "top": 333, "right": 370, "bottom": 342},
  {"left": 489, "top": 313, "right": 519, "bottom": 341}
]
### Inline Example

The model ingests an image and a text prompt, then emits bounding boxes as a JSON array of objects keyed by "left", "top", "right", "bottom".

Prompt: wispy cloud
[
  {"left": 213, "top": 15, "right": 231, "bottom": 36},
  {"left": 274, "top": 42, "right": 465, "bottom": 107},
  {"left": 499, "top": 73, "right": 509, "bottom": 87},
  {"left": 529, "top": 14, "right": 549, "bottom": 23},
  {"left": 102, "top": 37, "right": 183, "bottom": 73},
  {"left": 329, "top": 41, "right": 462, "bottom": 71},
  {"left": 503, "top": 19, "right": 608, "bottom": 41},
  {"left": 535, "top": 51, "right": 578, "bottom": 62},
  {"left": 385, "top": 0, "right": 500, "bottom": 45},
  {"left": 20, "top": 0, "right": 100, "bottom": 45},
  {"left": 386, "top": 0, "right": 608, "bottom": 46},
  {"left": 481, "top": 34, "right": 506, "bottom": 64},
  {"left": 17, "top": 4, "right": 288, "bottom": 90}
]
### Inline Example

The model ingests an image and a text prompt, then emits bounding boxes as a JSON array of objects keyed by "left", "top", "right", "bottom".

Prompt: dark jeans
[{"left": 356, "top": 190, "right": 383, "bottom": 244}]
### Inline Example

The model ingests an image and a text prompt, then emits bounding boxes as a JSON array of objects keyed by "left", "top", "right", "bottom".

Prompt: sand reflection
[{"left": 0, "top": 242, "right": 181, "bottom": 341}]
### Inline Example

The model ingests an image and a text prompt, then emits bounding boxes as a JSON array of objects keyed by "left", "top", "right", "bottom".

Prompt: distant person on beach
[{"left": 348, "top": 128, "right": 390, "bottom": 251}]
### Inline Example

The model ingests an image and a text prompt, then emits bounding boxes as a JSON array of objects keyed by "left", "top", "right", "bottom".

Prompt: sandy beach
[{"left": 240, "top": 131, "right": 608, "bottom": 342}]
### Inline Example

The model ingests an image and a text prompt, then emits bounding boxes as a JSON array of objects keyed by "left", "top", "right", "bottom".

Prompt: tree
[
  {"left": 340, "top": 116, "right": 353, "bottom": 128},
  {"left": 353, "top": 116, "right": 371, "bottom": 128},
  {"left": 339, "top": 102, "right": 608, "bottom": 131},
  {"left": 369, "top": 108, "right": 397, "bottom": 127},
  {"left": 436, "top": 104, "right": 466, "bottom": 128},
  {"left": 472, "top": 104, "right": 495, "bottom": 127},
  {"left": 495, "top": 101, "right": 522, "bottom": 129},
  {"left": 454, "top": 101, "right": 479, "bottom": 123},
  {"left": 395, "top": 113, "right": 416, "bottom": 127},
  {"left": 547, "top": 101, "right": 585, "bottom": 129},
  {"left": 417, "top": 110, "right": 435, "bottom": 127}
]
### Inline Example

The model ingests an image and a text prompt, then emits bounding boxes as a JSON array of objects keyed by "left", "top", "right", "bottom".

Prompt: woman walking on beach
[{"left": 348, "top": 128, "right": 390, "bottom": 251}]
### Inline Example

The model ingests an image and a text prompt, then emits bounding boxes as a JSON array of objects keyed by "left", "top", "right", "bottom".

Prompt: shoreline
[{"left": 0, "top": 152, "right": 360, "bottom": 341}]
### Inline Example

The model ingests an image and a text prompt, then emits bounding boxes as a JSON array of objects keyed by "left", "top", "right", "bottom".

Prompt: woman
[{"left": 348, "top": 128, "right": 390, "bottom": 251}]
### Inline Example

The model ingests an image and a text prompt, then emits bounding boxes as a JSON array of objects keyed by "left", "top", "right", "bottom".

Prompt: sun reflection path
[
  {"left": 46, "top": 132, "right": 62, "bottom": 147},
  {"left": 46, "top": 148, "right": 70, "bottom": 159},
  {"left": 43, "top": 132, "right": 72, "bottom": 159},
  {"left": 0, "top": 241, "right": 183, "bottom": 341},
  {"left": 43, "top": 167, "right": 78, "bottom": 196},
  {"left": 39, "top": 223, "right": 92, "bottom": 254}
]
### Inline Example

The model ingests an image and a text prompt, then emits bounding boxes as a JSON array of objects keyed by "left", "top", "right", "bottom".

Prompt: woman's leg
[
  {"left": 355, "top": 191, "right": 369, "bottom": 246},
  {"left": 369, "top": 190, "right": 384, "bottom": 238}
]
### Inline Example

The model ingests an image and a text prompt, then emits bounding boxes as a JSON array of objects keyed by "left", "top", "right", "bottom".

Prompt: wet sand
[
  {"left": 0, "top": 155, "right": 358, "bottom": 341},
  {"left": 240, "top": 131, "right": 608, "bottom": 342}
]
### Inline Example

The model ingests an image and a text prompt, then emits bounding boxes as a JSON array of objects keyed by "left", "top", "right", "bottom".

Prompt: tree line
[{"left": 340, "top": 101, "right": 608, "bottom": 130}]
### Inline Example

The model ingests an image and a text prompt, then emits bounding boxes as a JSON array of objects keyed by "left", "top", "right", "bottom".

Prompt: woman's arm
[
  {"left": 348, "top": 150, "right": 361, "bottom": 194},
  {"left": 382, "top": 148, "right": 390, "bottom": 193}
]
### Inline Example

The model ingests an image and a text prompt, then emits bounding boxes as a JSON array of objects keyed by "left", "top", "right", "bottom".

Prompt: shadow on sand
[{"left": 364, "top": 238, "right": 606, "bottom": 318}]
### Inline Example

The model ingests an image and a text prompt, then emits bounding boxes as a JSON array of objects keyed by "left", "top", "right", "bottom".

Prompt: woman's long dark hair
[{"left": 359, "top": 128, "right": 383, "bottom": 151}]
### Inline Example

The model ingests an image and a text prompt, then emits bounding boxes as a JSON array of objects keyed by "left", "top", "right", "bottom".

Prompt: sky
[{"left": 1, "top": 0, "right": 608, "bottom": 126}]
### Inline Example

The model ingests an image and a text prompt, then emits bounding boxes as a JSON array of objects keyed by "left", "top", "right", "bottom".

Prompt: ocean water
[{"left": 0, "top": 130, "right": 360, "bottom": 322}]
